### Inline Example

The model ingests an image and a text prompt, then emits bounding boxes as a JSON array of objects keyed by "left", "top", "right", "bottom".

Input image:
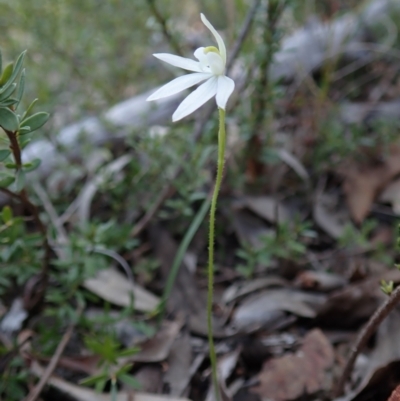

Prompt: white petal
[
  {"left": 216, "top": 75, "right": 235, "bottom": 110},
  {"left": 172, "top": 76, "right": 218, "bottom": 122},
  {"left": 146, "top": 73, "right": 211, "bottom": 101},
  {"left": 206, "top": 52, "right": 224, "bottom": 76},
  {"left": 200, "top": 14, "right": 227, "bottom": 65},
  {"left": 194, "top": 47, "right": 211, "bottom": 72},
  {"left": 153, "top": 53, "right": 203, "bottom": 72}
]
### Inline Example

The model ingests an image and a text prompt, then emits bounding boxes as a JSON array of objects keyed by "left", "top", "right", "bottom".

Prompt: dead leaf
[
  {"left": 83, "top": 268, "right": 159, "bottom": 312},
  {"left": 341, "top": 146, "right": 400, "bottom": 223},
  {"left": 313, "top": 192, "right": 350, "bottom": 239},
  {"left": 388, "top": 385, "right": 400, "bottom": 401},
  {"left": 317, "top": 270, "right": 400, "bottom": 328},
  {"left": 31, "top": 361, "right": 192, "bottom": 401},
  {"left": 232, "top": 289, "right": 325, "bottom": 333},
  {"left": 230, "top": 207, "right": 271, "bottom": 249},
  {"left": 164, "top": 329, "right": 192, "bottom": 396},
  {"left": 251, "top": 329, "right": 334, "bottom": 401},
  {"left": 222, "top": 276, "right": 288, "bottom": 304},
  {"left": 294, "top": 271, "right": 347, "bottom": 292},
  {"left": 130, "top": 320, "right": 183, "bottom": 363},
  {"left": 380, "top": 178, "right": 400, "bottom": 215},
  {"left": 241, "top": 196, "right": 290, "bottom": 224}
]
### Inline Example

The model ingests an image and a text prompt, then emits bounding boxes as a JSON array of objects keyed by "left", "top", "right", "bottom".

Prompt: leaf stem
[{"left": 207, "top": 108, "right": 226, "bottom": 401}]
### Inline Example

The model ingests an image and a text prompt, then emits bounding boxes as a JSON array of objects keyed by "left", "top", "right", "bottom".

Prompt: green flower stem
[{"left": 208, "top": 107, "right": 226, "bottom": 401}]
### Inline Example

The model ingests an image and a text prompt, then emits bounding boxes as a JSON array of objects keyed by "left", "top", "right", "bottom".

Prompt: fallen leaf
[
  {"left": 380, "top": 178, "right": 400, "bottom": 215},
  {"left": 83, "top": 268, "right": 159, "bottom": 312},
  {"left": 232, "top": 289, "right": 325, "bottom": 333},
  {"left": 341, "top": 146, "right": 400, "bottom": 223},
  {"left": 294, "top": 271, "right": 347, "bottom": 292},
  {"left": 242, "top": 196, "right": 290, "bottom": 224},
  {"left": 313, "top": 192, "right": 350, "bottom": 239},
  {"left": 388, "top": 385, "right": 400, "bottom": 401},
  {"left": 31, "top": 361, "right": 192, "bottom": 401},
  {"left": 316, "top": 270, "right": 400, "bottom": 328},
  {"left": 130, "top": 320, "right": 183, "bottom": 363},
  {"left": 251, "top": 329, "right": 334, "bottom": 401},
  {"left": 164, "top": 329, "right": 192, "bottom": 396}
]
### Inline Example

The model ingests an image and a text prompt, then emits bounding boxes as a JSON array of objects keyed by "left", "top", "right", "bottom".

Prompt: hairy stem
[{"left": 207, "top": 108, "right": 226, "bottom": 401}]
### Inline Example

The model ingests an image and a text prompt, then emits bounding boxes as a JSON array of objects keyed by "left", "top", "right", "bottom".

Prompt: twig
[
  {"left": 131, "top": 0, "right": 261, "bottom": 237},
  {"left": 146, "top": 0, "right": 183, "bottom": 56},
  {"left": 3, "top": 129, "right": 52, "bottom": 286},
  {"left": 334, "top": 284, "right": 400, "bottom": 397},
  {"left": 24, "top": 310, "right": 80, "bottom": 401}
]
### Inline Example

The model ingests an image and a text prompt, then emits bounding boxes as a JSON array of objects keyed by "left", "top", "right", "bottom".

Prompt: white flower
[{"left": 147, "top": 13, "right": 235, "bottom": 122}]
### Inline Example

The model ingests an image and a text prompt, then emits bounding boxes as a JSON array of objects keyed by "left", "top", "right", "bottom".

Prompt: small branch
[
  {"left": 3, "top": 129, "right": 52, "bottom": 294},
  {"left": 4, "top": 129, "right": 22, "bottom": 166},
  {"left": 334, "top": 285, "right": 400, "bottom": 397},
  {"left": 147, "top": 0, "right": 183, "bottom": 56}
]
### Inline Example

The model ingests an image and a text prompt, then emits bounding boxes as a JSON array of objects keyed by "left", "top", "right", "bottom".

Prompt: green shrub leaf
[{"left": 0, "top": 107, "right": 19, "bottom": 131}]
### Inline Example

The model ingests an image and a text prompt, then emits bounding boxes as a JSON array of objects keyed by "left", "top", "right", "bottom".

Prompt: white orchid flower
[{"left": 147, "top": 13, "right": 235, "bottom": 122}]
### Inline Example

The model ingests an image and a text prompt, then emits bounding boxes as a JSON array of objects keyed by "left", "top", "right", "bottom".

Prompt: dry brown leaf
[
  {"left": 251, "top": 329, "right": 334, "bottom": 401},
  {"left": 342, "top": 146, "right": 400, "bottom": 223},
  {"left": 388, "top": 385, "right": 400, "bottom": 401}
]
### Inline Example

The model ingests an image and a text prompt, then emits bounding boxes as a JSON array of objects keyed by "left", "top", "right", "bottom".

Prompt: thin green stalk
[
  {"left": 208, "top": 108, "right": 226, "bottom": 401},
  {"left": 157, "top": 193, "right": 211, "bottom": 323}
]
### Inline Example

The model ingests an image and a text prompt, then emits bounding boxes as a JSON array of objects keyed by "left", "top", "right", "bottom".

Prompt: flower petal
[
  {"left": 194, "top": 47, "right": 211, "bottom": 72},
  {"left": 172, "top": 76, "right": 218, "bottom": 122},
  {"left": 206, "top": 52, "right": 224, "bottom": 76},
  {"left": 153, "top": 53, "right": 203, "bottom": 72},
  {"left": 216, "top": 75, "right": 235, "bottom": 110},
  {"left": 146, "top": 72, "right": 211, "bottom": 101},
  {"left": 200, "top": 14, "right": 227, "bottom": 65}
]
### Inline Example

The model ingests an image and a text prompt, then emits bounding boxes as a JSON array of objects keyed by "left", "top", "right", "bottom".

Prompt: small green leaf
[
  {"left": 0, "top": 51, "right": 26, "bottom": 93},
  {"left": 0, "top": 107, "right": 19, "bottom": 131},
  {"left": 22, "top": 98, "right": 38, "bottom": 120},
  {"left": 0, "top": 98, "right": 18, "bottom": 107},
  {"left": 118, "top": 374, "right": 141, "bottom": 389},
  {"left": 0, "top": 149, "right": 10, "bottom": 162},
  {"left": 14, "top": 169, "right": 25, "bottom": 191},
  {"left": 22, "top": 158, "right": 41, "bottom": 172},
  {"left": 80, "top": 372, "right": 108, "bottom": 387},
  {"left": 0, "top": 83, "right": 16, "bottom": 101},
  {"left": 5, "top": 162, "right": 17, "bottom": 169},
  {"left": 20, "top": 112, "right": 49, "bottom": 132},
  {"left": 0, "top": 173, "right": 14, "bottom": 188},
  {"left": 18, "top": 126, "right": 31, "bottom": 135},
  {"left": 2, "top": 206, "right": 12, "bottom": 224},
  {"left": 15, "top": 69, "right": 25, "bottom": 108},
  {"left": 0, "top": 63, "right": 13, "bottom": 86}
]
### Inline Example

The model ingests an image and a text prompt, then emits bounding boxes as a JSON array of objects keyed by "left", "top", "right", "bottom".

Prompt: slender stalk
[
  {"left": 158, "top": 192, "right": 211, "bottom": 323},
  {"left": 207, "top": 108, "right": 226, "bottom": 401}
]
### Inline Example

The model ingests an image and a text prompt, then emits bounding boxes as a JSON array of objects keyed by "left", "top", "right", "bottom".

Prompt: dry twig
[{"left": 335, "top": 285, "right": 400, "bottom": 397}]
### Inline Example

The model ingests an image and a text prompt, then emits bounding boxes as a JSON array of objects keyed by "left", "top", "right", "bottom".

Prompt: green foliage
[
  {"left": 81, "top": 332, "right": 141, "bottom": 393},
  {"left": 236, "top": 219, "right": 314, "bottom": 278}
]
